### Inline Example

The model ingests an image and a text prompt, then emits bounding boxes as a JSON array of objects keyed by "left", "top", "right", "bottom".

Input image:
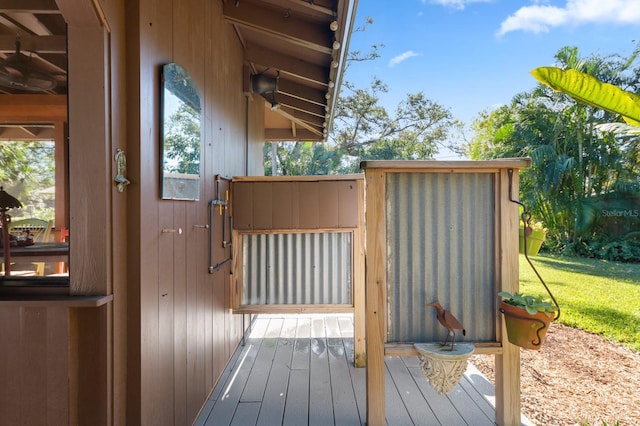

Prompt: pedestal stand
[{"left": 414, "top": 342, "right": 475, "bottom": 394}]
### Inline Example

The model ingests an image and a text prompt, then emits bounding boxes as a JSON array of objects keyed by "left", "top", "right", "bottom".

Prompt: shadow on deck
[{"left": 194, "top": 314, "right": 532, "bottom": 425}]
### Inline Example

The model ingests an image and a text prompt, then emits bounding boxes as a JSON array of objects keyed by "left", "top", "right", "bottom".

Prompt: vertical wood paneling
[
  {"left": 338, "top": 180, "right": 358, "bottom": 228},
  {"left": 233, "top": 182, "right": 254, "bottom": 229},
  {"left": 67, "top": 22, "right": 111, "bottom": 295},
  {"left": 253, "top": 182, "right": 273, "bottom": 229},
  {"left": 318, "top": 181, "right": 339, "bottom": 228},
  {"left": 138, "top": 0, "right": 171, "bottom": 422},
  {"left": 298, "top": 182, "right": 319, "bottom": 229},
  {"left": 272, "top": 182, "right": 293, "bottom": 229},
  {"left": 133, "top": 0, "right": 256, "bottom": 423},
  {"left": 0, "top": 306, "right": 70, "bottom": 426}
]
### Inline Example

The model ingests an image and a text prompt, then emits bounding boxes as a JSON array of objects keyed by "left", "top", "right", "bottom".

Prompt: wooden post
[
  {"left": 364, "top": 169, "right": 387, "bottom": 426},
  {"left": 353, "top": 179, "right": 366, "bottom": 367},
  {"left": 495, "top": 168, "right": 522, "bottom": 426}
]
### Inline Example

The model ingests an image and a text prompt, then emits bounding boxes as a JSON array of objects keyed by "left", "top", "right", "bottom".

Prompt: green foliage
[
  {"left": 0, "top": 141, "right": 55, "bottom": 221},
  {"left": 497, "top": 291, "right": 557, "bottom": 315},
  {"left": 264, "top": 18, "right": 461, "bottom": 176},
  {"left": 163, "top": 103, "right": 200, "bottom": 175},
  {"left": 468, "top": 45, "right": 640, "bottom": 250},
  {"left": 519, "top": 254, "right": 640, "bottom": 351},
  {"left": 563, "top": 238, "right": 640, "bottom": 262},
  {"left": 532, "top": 67, "right": 640, "bottom": 126},
  {"left": 266, "top": 81, "right": 460, "bottom": 175},
  {"left": 264, "top": 142, "right": 345, "bottom": 176}
]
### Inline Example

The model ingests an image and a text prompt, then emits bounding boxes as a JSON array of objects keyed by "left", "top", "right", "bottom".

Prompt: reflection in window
[
  {"left": 1, "top": 139, "right": 67, "bottom": 281},
  {"left": 0, "top": 140, "right": 55, "bottom": 222}
]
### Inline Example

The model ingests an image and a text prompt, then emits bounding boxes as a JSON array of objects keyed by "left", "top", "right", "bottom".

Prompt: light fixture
[
  {"left": 250, "top": 70, "right": 279, "bottom": 109},
  {"left": 0, "top": 38, "right": 57, "bottom": 92},
  {"left": 0, "top": 186, "right": 22, "bottom": 276},
  {"left": 330, "top": 21, "right": 339, "bottom": 31},
  {"left": 332, "top": 41, "right": 341, "bottom": 50}
]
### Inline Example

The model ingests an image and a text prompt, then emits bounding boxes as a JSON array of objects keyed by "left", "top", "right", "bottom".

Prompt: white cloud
[
  {"left": 424, "top": 0, "right": 493, "bottom": 10},
  {"left": 497, "top": 0, "right": 640, "bottom": 37},
  {"left": 389, "top": 51, "right": 422, "bottom": 67}
]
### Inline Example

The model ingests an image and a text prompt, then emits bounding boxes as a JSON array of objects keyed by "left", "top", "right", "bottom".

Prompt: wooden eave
[{"left": 226, "top": 0, "right": 357, "bottom": 142}]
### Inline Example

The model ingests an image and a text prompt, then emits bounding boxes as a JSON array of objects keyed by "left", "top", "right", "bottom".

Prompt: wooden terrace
[{"left": 194, "top": 314, "right": 533, "bottom": 425}]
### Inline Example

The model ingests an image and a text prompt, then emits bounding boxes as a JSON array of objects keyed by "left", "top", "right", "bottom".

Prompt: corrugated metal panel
[
  {"left": 386, "top": 172, "right": 497, "bottom": 343},
  {"left": 243, "top": 232, "right": 352, "bottom": 305}
]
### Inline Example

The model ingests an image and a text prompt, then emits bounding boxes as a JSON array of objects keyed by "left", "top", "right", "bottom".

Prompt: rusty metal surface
[
  {"left": 386, "top": 172, "right": 498, "bottom": 343},
  {"left": 243, "top": 232, "right": 352, "bottom": 305}
]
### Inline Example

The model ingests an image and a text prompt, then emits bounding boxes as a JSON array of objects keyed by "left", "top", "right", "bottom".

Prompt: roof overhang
[{"left": 226, "top": 0, "right": 357, "bottom": 142}]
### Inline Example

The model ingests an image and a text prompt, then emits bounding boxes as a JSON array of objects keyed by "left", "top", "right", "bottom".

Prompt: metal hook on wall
[{"left": 114, "top": 148, "right": 131, "bottom": 192}]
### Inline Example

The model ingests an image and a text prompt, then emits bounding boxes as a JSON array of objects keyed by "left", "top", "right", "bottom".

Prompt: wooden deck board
[
  {"left": 282, "top": 369, "right": 310, "bottom": 426},
  {"left": 308, "top": 336, "right": 334, "bottom": 426},
  {"left": 386, "top": 356, "right": 440, "bottom": 425},
  {"left": 256, "top": 338, "right": 294, "bottom": 424},
  {"left": 231, "top": 401, "right": 260, "bottom": 426},
  {"left": 328, "top": 344, "right": 361, "bottom": 426},
  {"left": 198, "top": 314, "right": 530, "bottom": 426}
]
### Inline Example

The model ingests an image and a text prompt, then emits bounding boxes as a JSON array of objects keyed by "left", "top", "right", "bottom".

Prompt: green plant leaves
[
  {"left": 498, "top": 291, "right": 557, "bottom": 315},
  {"left": 531, "top": 67, "right": 640, "bottom": 126}
]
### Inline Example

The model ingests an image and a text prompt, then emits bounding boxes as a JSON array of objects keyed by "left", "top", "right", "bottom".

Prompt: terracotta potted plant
[{"left": 498, "top": 291, "right": 559, "bottom": 350}]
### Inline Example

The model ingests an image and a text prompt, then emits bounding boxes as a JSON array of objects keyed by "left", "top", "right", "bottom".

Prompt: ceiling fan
[{"left": 0, "top": 38, "right": 57, "bottom": 92}]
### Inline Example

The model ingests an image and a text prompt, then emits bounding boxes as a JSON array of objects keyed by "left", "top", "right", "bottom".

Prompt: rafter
[
  {"left": 223, "top": 1, "right": 332, "bottom": 55},
  {"left": 0, "top": 1, "right": 61, "bottom": 14},
  {"left": 245, "top": 44, "right": 328, "bottom": 86},
  {"left": 0, "top": 35, "right": 66, "bottom": 53}
]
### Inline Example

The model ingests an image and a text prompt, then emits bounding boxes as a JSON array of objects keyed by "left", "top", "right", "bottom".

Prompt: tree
[
  {"left": 0, "top": 140, "right": 55, "bottom": 220},
  {"left": 163, "top": 102, "right": 200, "bottom": 175},
  {"left": 468, "top": 46, "right": 640, "bottom": 251},
  {"left": 265, "top": 18, "right": 461, "bottom": 176}
]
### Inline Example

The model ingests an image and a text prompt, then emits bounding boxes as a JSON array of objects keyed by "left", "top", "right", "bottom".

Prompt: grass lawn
[{"left": 518, "top": 253, "right": 640, "bottom": 352}]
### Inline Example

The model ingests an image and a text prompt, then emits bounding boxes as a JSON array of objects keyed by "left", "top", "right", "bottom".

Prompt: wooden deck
[{"left": 194, "top": 314, "right": 532, "bottom": 426}]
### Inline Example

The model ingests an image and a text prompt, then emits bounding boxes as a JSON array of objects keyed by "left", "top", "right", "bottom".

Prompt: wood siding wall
[
  {"left": 130, "top": 0, "right": 262, "bottom": 424},
  {"left": 0, "top": 306, "right": 70, "bottom": 425},
  {"left": 1, "top": 0, "right": 262, "bottom": 425}
]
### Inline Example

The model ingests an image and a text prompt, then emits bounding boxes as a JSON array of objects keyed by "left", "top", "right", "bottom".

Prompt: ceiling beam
[
  {"left": 0, "top": 35, "right": 66, "bottom": 53},
  {"left": 0, "top": 94, "right": 67, "bottom": 122},
  {"left": 55, "top": 0, "right": 104, "bottom": 27},
  {"left": 0, "top": 1, "right": 61, "bottom": 13},
  {"left": 245, "top": 44, "right": 328, "bottom": 86},
  {"left": 278, "top": 93, "right": 326, "bottom": 118},
  {"left": 256, "top": 0, "right": 335, "bottom": 18},
  {"left": 277, "top": 105, "right": 323, "bottom": 130},
  {"left": 0, "top": 125, "right": 55, "bottom": 141},
  {"left": 223, "top": 1, "right": 332, "bottom": 55},
  {"left": 278, "top": 79, "right": 326, "bottom": 106},
  {"left": 264, "top": 127, "right": 323, "bottom": 142}
]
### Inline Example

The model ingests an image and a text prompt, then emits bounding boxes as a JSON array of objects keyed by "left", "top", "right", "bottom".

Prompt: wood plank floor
[{"left": 194, "top": 314, "right": 532, "bottom": 426}]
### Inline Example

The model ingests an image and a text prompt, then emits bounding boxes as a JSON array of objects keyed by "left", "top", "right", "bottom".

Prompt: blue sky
[{"left": 345, "top": 0, "right": 640, "bottom": 155}]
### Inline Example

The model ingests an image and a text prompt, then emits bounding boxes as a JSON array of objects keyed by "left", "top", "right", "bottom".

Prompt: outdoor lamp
[
  {"left": 0, "top": 186, "right": 22, "bottom": 276},
  {"left": 250, "top": 70, "right": 279, "bottom": 109}
]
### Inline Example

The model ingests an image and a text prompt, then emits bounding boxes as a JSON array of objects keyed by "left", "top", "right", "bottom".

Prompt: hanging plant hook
[{"left": 507, "top": 169, "right": 560, "bottom": 321}]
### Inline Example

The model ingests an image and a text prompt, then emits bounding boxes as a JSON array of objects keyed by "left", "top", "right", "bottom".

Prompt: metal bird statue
[{"left": 427, "top": 301, "right": 466, "bottom": 351}]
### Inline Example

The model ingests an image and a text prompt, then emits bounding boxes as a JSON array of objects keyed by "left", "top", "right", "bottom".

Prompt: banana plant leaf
[{"left": 531, "top": 67, "right": 640, "bottom": 127}]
